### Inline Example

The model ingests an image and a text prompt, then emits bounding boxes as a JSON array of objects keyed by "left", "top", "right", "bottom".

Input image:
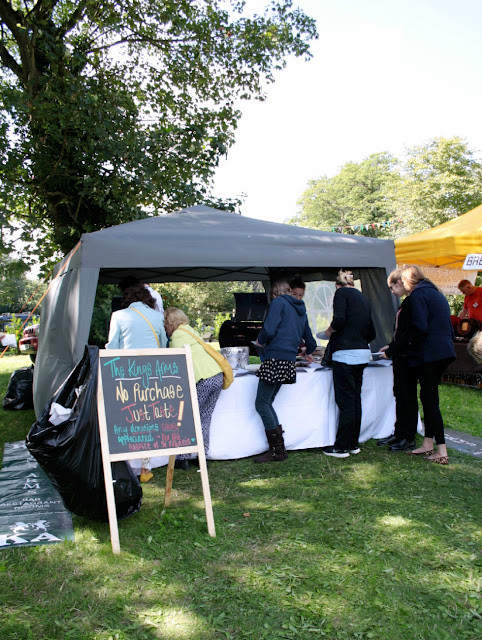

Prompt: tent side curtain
[
  {"left": 359, "top": 268, "right": 397, "bottom": 351},
  {"left": 34, "top": 266, "right": 99, "bottom": 413}
]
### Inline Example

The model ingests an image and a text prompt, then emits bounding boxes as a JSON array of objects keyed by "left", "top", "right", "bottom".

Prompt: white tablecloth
[
  {"left": 209, "top": 363, "right": 398, "bottom": 459},
  {"left": 131, "top": 362, "right": 405, "bottom": 470}
]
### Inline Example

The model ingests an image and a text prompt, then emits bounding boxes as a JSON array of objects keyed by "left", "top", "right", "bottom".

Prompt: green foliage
[
  {"left": 0, "top": 0, "right": 317, "bottom": 267},
  {"left": 88, "top": 284, "right": 118, "bottom": 347},
  {"left": 0, "top": 257, "right": 46, "bottom": 312},
  {"left": 292, "top": 152, "right": 400, "bottom": 237},
  {"left": 213, "top": 311, "right": 231, "bottom": 339},
  {"left": 292, "top": 137, "right": 482, "bottom": 238},
  {"left": 157, "top": 280, "right": 262, "bottom": 327},
  {"left": 396, "top": 137, "right": 482, "bottom": 233},
  {"left": 193, "top": 316, "right": 204, "bottom": 333},
  {"left": 4, "top": 312, "right": 39, "bottom": 349},
  {"left": 0, "top": 355, "right": 481, "bottom": 640},
  {"left": 88, "top": 281, "right": 260, "bottom": 345}
]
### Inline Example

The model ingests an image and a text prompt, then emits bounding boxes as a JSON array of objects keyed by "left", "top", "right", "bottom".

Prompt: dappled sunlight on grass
[
  {"left": 0, "top": 354, "right": 481, "bottom": 640},
  {"left": 378, "top": 514, "right": 413, "bottom": 528}
]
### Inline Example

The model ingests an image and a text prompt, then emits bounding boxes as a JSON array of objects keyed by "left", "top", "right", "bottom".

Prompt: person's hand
[
  {"left": 324, "top": 326, "right": 334, "bottom": 338},
  {"left": 379, "top": 345, "right": 389, "bottom": 352},
  {"left": 255, "top": 341, "right": 265, "bottom": 349},
  {"left": 305, "top": 354, "right": 314, "bottom": 364}
]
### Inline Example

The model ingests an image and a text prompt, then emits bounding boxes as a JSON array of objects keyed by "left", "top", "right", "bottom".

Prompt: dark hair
[
  {"left": 119, "top": 276, "right": 139, "bottom": 292},
  {"left": 458, "top": 279, "right": 472, "bottom": 289},
  {"left": 121, "top": 284, "right": 155, "bottom": 309},
  {"left": 289, "top": 277, "right": 306, "bottom": 290}
]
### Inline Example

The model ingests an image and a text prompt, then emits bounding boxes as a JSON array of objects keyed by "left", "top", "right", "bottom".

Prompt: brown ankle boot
[{"left": 254, "top": 426, "right": 288, "bottom": 463}]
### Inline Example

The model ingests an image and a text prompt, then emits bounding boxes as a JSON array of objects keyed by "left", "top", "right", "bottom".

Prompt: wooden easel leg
[
  {"left": 197, "top": 451, "right": 216, "bottom": 538},
  {"left": 164, "top": 455, "right": 176, "bottom": 507}
]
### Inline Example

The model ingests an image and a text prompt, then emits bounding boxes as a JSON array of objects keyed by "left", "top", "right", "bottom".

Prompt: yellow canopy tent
[{"left": 394, "top": 204, "right": 482, "bottom": 269}]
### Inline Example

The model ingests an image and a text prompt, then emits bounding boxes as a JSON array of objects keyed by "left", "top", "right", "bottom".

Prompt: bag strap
[
  {"left": 177, "top": 326, "right": 208, "bottom": 352},
  {"left": 130, "top": 307, "right": 161, "bottom": 347}
]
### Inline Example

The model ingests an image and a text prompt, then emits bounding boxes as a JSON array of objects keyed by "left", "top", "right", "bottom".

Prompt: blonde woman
[
  {"left": 400, "top": 266, "right": 455, "bottom": 464},
  {"left": 164, "top": 307, "right": 223, "bottom": 469},
  {"left": 378, "top": 269, "right": 418, "bottom": 451},
  {"left": 322, "top": 270, "right": 376, "bottom": 458}
]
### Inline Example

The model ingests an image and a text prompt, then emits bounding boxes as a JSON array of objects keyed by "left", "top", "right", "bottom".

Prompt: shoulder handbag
[
  {"left": 130, "top": 307, "right": 161, "bottom": 347},
  {"left": 177, "top": 327, "right": 233, "bottom": 390}
]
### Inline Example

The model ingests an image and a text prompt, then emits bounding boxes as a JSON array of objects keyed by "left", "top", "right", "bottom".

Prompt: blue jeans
[{"left": 255, "top": 379, "right": 282, "bottom": 430}]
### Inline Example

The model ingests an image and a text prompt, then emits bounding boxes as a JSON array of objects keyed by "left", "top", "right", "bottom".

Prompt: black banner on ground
[{"left": 0, "top": 441, "right": 74, "bottom": 549}]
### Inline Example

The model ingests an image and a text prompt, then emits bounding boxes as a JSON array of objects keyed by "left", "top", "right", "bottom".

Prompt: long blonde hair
[
  {"left": 335, "top": 269, "right": 354, "bottom": 287},
  {"left": 400, "top": 265, "right": 440, "bottom": 293},
  {"left": 387, "top": 268, "right": 402, "bottom": 287},
  {"left": 271, "top": 280, "right": 292, "bottom": 296},
  {"left": 164, "top": 307, "right": 189, "bottom": 332}
]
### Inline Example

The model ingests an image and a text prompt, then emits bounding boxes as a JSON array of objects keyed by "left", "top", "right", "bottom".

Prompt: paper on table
[
  {"left": 296, "top": 363, "right": 321, "bottom": 373},
  {"left": 316, "top": 331, "right": 330, "bottom": 340},
  {"left": 0, "top": 333, "right": 17, "bottom": 348}
]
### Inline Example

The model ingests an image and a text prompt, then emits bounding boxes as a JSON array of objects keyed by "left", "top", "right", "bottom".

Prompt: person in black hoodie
[
  {"left": 378, "top": 269, "right": 419, "bottom": 451},
  {"left": 322, "top": 270, "right": 376, "bottom": 458},
  {"left": 400, "top": 266, "right": 455, "bottom": 464},
  {"left": 254, "top": 280, "right": 316, "bottom": 463}
]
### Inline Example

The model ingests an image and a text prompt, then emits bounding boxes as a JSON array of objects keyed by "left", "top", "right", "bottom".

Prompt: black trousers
[
  {"left": 410, "top": 359, "right": 450, "bottom": 445},
  {"left": 332, "top": 361, "right": 367, "bottom": 451},
  {"left": 393, "top": 358, "right": 419, "bottom": 442}
]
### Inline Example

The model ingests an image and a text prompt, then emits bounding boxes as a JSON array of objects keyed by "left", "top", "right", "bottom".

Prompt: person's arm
[
  {"left": 302, "top": 319, "right": 317, "bottom": 356},
  {"left": 330, "top": 290, "right": 346, "bottom": 332},
  {"left": 367, "top": 312, "right": 376, "bottom": 344},
  {"left": 105, "top": 314, "right": 121, "bottom": 349},
  {"left": 407, "top": 291, "right": 430, "bottom": 353},
  {"left": 458, "top": 305, "right": 469, "bottom": 319}
]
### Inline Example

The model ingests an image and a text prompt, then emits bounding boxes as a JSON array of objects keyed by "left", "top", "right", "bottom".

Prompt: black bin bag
[
  {"left": 26, "top": 346, "right": 142, "bottom": 521},
  {"left": 3, "top": 365, "right": 34, "bottom": 410}
]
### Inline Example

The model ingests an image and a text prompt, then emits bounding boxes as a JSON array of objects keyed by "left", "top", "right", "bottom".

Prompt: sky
[{"left": 212, "top": 0, "right": 482, "bottom": 225}]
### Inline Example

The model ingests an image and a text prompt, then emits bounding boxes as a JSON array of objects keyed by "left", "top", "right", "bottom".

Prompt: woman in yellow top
[{"left": 164, "top": 307, "right": 223, "bottom": 470}]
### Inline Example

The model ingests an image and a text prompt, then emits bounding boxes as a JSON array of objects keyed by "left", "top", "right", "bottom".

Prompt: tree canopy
[
  {"left": 290, "top": 137, "right": 482, "bottom": 238},
  {"left": 292, "top": 152, "right": 400, "bottom": 237},
  {"left": 0, "top": 0, "right": 317, "bottom": 265}
]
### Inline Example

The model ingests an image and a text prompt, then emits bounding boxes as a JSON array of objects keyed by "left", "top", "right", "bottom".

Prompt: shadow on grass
[{"left": 2, "top": 442, "right": 480, "bottom": 640}]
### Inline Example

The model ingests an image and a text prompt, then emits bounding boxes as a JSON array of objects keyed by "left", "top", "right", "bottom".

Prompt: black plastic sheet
[
  {"left": 26, "top": 346, "right": 142, "bottom": 522},
  {"left": 2, "top": 366, "right": 34, "bottom": 410}
]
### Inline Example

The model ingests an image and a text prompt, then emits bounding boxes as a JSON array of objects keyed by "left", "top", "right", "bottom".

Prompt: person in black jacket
[
  {"left": 401, "top": 265, "right": 455, "bottom": 464},
  {"left": 377, "top": 269, "right": 419, "bottom": 451},
  {"left": 322, "top": 270, "right": 376, "bottom": 458}
]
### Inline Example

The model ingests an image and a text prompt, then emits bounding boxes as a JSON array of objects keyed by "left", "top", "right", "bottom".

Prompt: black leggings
[{"left": 411, "top": 359, "right": 450, "bottom": 445}]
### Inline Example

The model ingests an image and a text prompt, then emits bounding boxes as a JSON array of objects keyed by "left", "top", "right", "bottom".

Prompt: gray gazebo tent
[{"left": 33, "top": 206, "right": 397, "bottom": 413}]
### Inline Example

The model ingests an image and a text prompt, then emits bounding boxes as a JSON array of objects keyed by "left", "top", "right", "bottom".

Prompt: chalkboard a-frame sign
[{"left": 97, "top": 346, "right": 215, "bottom": 553}]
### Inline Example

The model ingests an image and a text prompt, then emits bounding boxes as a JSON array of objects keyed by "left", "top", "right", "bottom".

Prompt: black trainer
[
  {"left": 322, "top": 446, "right": 350, "bottom": 458},
  {"left": 377, "top": 435, "right": 397, "bottom": 446},
  {"left": 389, "top": 439, "right": 416, "bottom": 451}
]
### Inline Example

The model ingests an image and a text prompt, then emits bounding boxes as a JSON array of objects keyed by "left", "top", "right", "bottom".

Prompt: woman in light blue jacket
[
  {"left": 106, "top": 284, "right": 167, "bottom": 350},
  {"left": 106, "top": 283, "right": 167, "bottom": 481}
]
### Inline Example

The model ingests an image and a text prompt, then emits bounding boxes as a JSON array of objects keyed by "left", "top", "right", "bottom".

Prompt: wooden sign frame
[{"left": 96, "top": 346, "right": 215, "bottom": 553}]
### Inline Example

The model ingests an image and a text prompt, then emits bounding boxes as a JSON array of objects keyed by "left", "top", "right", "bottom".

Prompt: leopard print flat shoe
[{"left": 424, "top": 455, "right": 449, "bottom": 465}]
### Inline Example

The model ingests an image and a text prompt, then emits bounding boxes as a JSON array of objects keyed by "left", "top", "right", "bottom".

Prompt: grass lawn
[{"left": 0, "top": 355, "right": 481, "bottom": 640}]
